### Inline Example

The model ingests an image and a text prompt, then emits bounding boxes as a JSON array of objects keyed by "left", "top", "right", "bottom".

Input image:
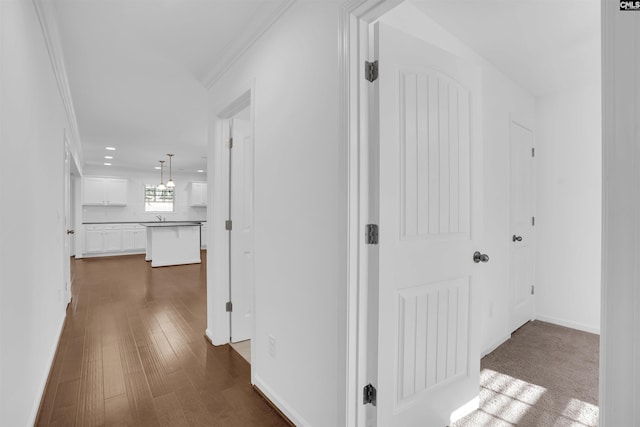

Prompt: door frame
[
  {"left": 63, "top": 130, "right": 75, "bottom": 305},
  {"left": 206, "top": 82, "right": 256, "bottom": 370},
  {"left": 226, "top": 108, "right": 254, "bottom": 344},
  {"left": 341, "top": 1, "right": 610, "bottom": 426},
  {"left": 339, "top": 2, "right": 404, "bottom": 425}
]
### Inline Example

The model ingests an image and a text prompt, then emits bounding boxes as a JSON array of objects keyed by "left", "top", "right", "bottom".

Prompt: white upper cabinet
[
  {"left": 83, "top": 177, "right": 128, "bottom": 206},
  {"left": 188, "top": 182, "right": 207, "bottom": 207}
]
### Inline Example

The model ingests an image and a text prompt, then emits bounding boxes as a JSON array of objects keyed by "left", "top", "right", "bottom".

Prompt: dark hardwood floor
[{"left": 36, "top": 253, "right": 289, "bottom": 427}]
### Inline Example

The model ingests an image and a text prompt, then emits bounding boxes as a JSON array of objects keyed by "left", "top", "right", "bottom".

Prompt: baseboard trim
[
  {"left": 81, "top": 250, "right": 145, "bottom": 258},
  {"left": 253, "top": 375, "right": 310, "bottom": 427},
  {"left": 481, "top": 334, "right": 511, "bottom": 357},
  {"left": 252, "top": 384, "right": 296, "bottom": 427},
  {"left": 535, "top": 315, "right": 600, "bottom": 335},
  {"left": 32, "top": 306, "right": 68, "bottom": 426},
  {"left": 204, "top": 329, "right": 215, "bottom": 345},
  {"left": 151, "top": 258, "right": 201, "bottom": 268}
]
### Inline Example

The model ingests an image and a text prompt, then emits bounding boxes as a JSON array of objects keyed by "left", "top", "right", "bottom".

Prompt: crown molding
[
  {"left": 202, "top": 0, "right": 296, "bottom": 89},
  {"left": 32, "top": 0, "right": 84, "bottom": 172}
]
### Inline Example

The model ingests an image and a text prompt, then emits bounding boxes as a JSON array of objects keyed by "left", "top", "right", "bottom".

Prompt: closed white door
[
  {"left": 509, "top": 120, "right": 535, "bottom": 332},
  {"left": 229, "top": 114, "right": 254, "bottom": 343},
  {"left": 373, "top": 23, "right": 484, "bottom": 426}
]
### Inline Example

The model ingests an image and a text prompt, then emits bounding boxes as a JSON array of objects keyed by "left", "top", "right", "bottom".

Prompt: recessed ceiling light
[
  {"left": 105, "top": 147, "right": 116, "bottom": 151},
  {"left": 104, "top": 162, "right": 112, "bottom": 166},
  {"left": 104, "top": 155, "right": 113, "bottom": 159},
  {"left": 197, "top": 169, "right": 204, "bottom": 173}
]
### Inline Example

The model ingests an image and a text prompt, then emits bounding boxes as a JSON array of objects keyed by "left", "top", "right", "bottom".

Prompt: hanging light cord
[{"left": 166, "top": 154, "right": 175, "bottom": 187}]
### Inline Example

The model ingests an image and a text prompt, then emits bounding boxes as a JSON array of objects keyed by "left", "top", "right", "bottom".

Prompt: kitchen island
[{"left": 141, "top": 222, "right": 202, "bottom": 267}]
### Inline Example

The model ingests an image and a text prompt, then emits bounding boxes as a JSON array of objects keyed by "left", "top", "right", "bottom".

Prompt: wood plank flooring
[{"left": 36, "top": 253, "right": 289, "bottom": 427}]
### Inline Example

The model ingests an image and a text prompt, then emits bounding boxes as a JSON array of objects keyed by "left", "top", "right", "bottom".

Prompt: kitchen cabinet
[
  {"left": 122, "top": 225, "right": 146, "bottom": 251},
  {"left": 141, "top": 223, "right": 202, "bottom": 267},
  {"left": 83, "top": 177, "right": 128, "bottom": 206},
  {"left": 102, "top": 226, "right": 122, "bottom": 251},
  {"left": 188, "top": 182, "right": 207, "bottom": 207},
  {"left": 200, "top": 224, "right": 207, "bottom": 248},
  {"left": 85, "top": 225, "right": 122, "bottom": 253},
  {"left": 85, "top": 227, "right": 105, "bottom": 253}
]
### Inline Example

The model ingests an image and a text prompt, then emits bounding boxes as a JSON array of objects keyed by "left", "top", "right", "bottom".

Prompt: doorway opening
[
  {"left": 227, "top": 104, "right": 254, "bottom": 363},
  {"left": 208, "top": 87, "right": 255, "bottom": 369},
  {"left": 64, "top": 131, "right": 80, "bottom": 306},
  {"left": 347, "top": 1, "right": 602, "bottom": 426}
]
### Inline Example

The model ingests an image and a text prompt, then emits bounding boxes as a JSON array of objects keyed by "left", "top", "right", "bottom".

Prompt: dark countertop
[
  {"left": 140, "top": 222, "right": 202, "bottom": 227},
  {"left": 83, "top": 221, "right": 206, "bottom": 225}
]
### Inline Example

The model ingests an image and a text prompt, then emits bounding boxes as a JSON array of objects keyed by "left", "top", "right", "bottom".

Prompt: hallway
[{"left": 36, "top": 254, "right": 288, "bottom": 426}]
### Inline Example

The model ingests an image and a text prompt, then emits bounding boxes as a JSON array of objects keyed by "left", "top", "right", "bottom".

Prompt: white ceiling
[
  {"left": 53, "top": 0, "right": 292, "bottom": 175},
  {"left": 409, "top": 0, "right": 600, "bottom": 97},
  {"left": 54, "top": 0, "right": 599, "bottom": 175}
]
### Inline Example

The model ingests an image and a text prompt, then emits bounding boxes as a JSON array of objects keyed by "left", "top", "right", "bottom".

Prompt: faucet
[{"left": 156, "top": 215, "right": 165, "bottom": 222}]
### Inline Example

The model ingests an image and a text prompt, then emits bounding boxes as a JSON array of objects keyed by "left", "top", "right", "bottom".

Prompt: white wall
[
  {"left": 535, "top": 82, "right": 602, "bottom": 334},
  {"left": 380, "top": 2, "right": 536, "bottom": 355},
  {"left": 80, "top": 168, "right": 207, "bottom": 223},
  {"left": 206, "top": 3, "right": 346, "bottom": 426},
  {"left": 0, "top": 1, "right": 80, "bottom": 424}
]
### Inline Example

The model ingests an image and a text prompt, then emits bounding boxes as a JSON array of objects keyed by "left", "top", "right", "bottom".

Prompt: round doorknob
[
  {"left": 512, "top": 235, "right": 522, "bottom": 242},
  {"left": 473, "top": 251, "right": 489, "bottom": 263}
]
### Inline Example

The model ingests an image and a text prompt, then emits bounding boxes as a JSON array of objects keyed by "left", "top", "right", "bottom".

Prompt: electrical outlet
[{"left": 268, "top": 335, "right": 276, "bottom": 358}]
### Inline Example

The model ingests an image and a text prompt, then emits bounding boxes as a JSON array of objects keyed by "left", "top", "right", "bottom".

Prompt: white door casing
[
  {"left": 509, "top": 119, "right": 535, "bottom": 332},
  {"left": 372, "top": 22, "right": 483, "bottom": 426},
  {"left": 230, "top": 114, "right": 255, "bottom": 343}
]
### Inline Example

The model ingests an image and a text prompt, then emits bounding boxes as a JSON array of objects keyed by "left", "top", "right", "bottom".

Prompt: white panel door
[
  {"left": 509, "top": 121, "right": 535, "bottom": 332},
  {"left": 230, "top": 116, "right": 254, "bottom": 343},
  {"left": 374, "top": 23, "right": 483, "bottom": 426}
]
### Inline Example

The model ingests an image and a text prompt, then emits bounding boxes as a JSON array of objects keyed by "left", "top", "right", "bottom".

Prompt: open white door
[
  {"left": 229, "top": 113, "right": 254, "bottom": 343},
  {"left": 372, "top": 23, "right": 484, "bottom": 426},
  {"left": 509, "top": 120, "right": 535, "bottom": 332}
]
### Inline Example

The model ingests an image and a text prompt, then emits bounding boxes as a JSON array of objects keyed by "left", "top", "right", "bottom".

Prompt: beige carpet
[{"left": 453, "top": 321, "right": 599, "bottom": 426}]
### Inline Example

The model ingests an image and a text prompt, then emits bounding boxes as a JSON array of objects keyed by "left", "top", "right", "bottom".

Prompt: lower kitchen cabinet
[
  {"left": 85, "top": 227, "right": 106, "bottom": 253},
  {"left": 200, "top": 224, "right": 207, "bottom": 249},
  {"left": 84, "top": 224, "right": 146, "bottom": 255},
  {"left": 122, "top": 225, "right": 146, "bottom": 251},
  {"left": 102, "top": 227, "right": 122, "bottom": 252}
]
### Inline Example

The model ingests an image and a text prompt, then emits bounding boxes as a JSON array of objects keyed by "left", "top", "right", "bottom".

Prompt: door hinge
[
  {"left": 225, "top": 220, "right": 232, "bottom": 231},
  {"left": 363, "top": 383, "right": 377, "bottom": 406},
  {"left": 532, "top": 216, "right": 535, "bottom": 226},
  {"left": 226, "top": 301, "right": 233, "bottom": 312},
  {"left": 531, "top": 285, "right": 535, "bottom": 295},
  {"left": 365, "top": 224, "right": 379, "bottom": 245},
  {"left": 532, "top": 147, "right": 535, "bottom": 157},
  {"left": 227, "top": 138, "right": 233, "bottom": 149},
  {"left": 365, "top": 60, "right": 378, "bottom": 82}
]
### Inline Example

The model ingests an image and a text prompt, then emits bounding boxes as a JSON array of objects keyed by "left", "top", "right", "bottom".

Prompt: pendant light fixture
[
  {"left": 166, "top": 153, "right": 175, "bottom": 188},
  {"left": 158, "top": 160, "right": 166, "bottom": 190}
]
